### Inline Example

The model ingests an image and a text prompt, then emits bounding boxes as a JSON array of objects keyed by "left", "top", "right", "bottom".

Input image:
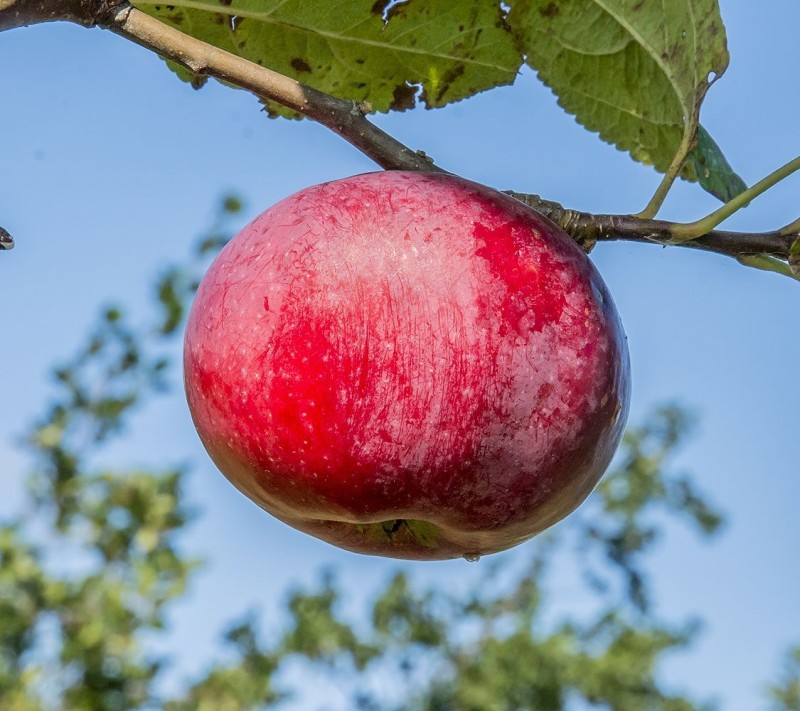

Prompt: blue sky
[{"left": 1, "top": 2, "right": 798, "bottom": 707}]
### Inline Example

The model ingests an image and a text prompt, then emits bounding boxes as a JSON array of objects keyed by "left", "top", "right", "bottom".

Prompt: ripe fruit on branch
[{"left": 184, "top": 171, "right": 630, "bottom": 560}]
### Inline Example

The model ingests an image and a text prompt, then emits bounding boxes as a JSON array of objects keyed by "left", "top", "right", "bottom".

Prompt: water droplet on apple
[{"left": 463, "top": 552, "right": 481, "bottom": 562}]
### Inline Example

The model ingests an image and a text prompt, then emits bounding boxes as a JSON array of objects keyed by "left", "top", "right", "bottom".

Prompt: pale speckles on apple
[{"left": 184, "top": 171, "right": 631, "bottom": 560}]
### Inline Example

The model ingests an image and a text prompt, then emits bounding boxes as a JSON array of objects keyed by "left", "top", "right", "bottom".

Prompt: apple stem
[{"left": 670, "top": 155, "right": 800, "bottom": 242}]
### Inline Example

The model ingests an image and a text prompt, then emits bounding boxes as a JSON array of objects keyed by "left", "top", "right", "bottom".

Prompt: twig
[
  {"left": 506, "top": 192, "right": 795, "bottom": 262},
  {"left": 0, "top": 0, "right": 796, "bottom": 277},
  {"left": 0, "top": 227, "right": 14, "bottom": 250},
  {"left": 737, "top": 254, "right": 800, "bottom": 281},
  {"left": 106, "top": 3, "right": 443, "bottom": 173},
  {"left": 0, "top": 0, "right": 97, "bottom": 30},
  {"left": 671, "top": 155, "right": 800, "bottom": 241},
  {"left": 0, "top": 0, "right": 442, "bottom": 171},
  {"left": 635, "top": 123, "right": 696, "bottom": 220},
  {"left": 779, "top": 217, "right": 800, "bottom": 236}
]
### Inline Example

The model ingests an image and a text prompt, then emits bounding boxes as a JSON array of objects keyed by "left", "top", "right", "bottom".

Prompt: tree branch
[
  {"left": 0, "top": 0, "right": 86, "bottom": 30},
  {"left": 0, "top": 0, "right": 796, "bottom": 272},
  {"left": 0, "top": 227, "right": 14, "bottom": 250},
  {"left": 108, "top": 3, "right": 442, "bottom": 173},
  {"left": 506, "top": 192, "right": 795, "bottom": 262},
  {"left": 0, "top": 0, "right": 441, "bottom": 171}
]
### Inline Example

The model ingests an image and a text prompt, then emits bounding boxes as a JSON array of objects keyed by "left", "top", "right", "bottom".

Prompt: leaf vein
[
  {"left": 136, "top": 0, "right": 517, "bottom": 73},
  {"left": 590, "top": 0, "right": 687, "bottom": 115}
]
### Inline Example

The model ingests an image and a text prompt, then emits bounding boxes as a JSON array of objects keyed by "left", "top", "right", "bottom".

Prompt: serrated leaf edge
[{"left": 134, "top": 0, "right": 518, "bottom": 72}]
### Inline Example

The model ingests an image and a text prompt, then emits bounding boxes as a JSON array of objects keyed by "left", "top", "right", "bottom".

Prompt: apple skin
[{"left": 184, "top": 171, "right": 630, "bottom": 560}]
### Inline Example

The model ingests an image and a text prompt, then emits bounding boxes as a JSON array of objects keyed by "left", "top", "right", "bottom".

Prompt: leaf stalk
[{"left": 671, "top": 155, "right": 800, "bottom": 241}]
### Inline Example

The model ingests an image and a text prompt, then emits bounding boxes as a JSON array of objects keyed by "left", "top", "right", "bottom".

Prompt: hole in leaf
[
  {"left": 374, "top": 0, "right": 406, "bottom": 25},
  {"left": 390, "top": 82, "right": 419, "bottom": 111}
]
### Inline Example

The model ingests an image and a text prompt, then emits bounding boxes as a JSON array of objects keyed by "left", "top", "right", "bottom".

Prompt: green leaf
[
  {"left": 134, "top": 0, "right": 521, "bottom": 113},
  {"left": 507, "top": 0, "right": 737, "bottom": 200},
  {"left": 688, "top": 125, "right": 747, "bottom": 202}
]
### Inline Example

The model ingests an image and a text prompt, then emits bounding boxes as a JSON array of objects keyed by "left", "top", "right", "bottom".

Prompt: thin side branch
[
  {"left": 0, "top": 227, "right": 14, "bottom": 250},
  {"left": 0, "top": 0, "right": 796, "bottom": 275},
  {"left": 0, "top": 0, "right": 441, "bottom": 171},
  {"left": 671, "top": 155, "right": 800, "bottom": 241},
  {"left": 635, "top": 122, "right": 696, "bottom": 220},
  {"left": 0, "top": 0, "right": 91, "bottom": 30},
  {"left": 105, "top": 4, "right": 443, "bottom": 173},
  {"left": 506, "top": 192, "right": 795, "bottom": 262},
  {"left": 779, "top": 217, "right": 800, "bottom": 236},
  {"left": 737, "top": 254, "right": 800, "bottom": 282}
]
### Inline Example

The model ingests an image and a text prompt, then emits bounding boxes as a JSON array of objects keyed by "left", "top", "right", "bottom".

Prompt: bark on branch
[
  {"left": 1, "top": 0, "right": 439, "bottom": 172},
  {"left": 0, "top": 0, "right": 796, "bottom": 269},
  {"left": 0, "top": 227, "right": 14, "bottom": 250},
  {"left": 505, "top": 193, "right": 795, "bottom": 262},
  {"left": 0, "top": 0, "right": 94, "bottom": 30}
]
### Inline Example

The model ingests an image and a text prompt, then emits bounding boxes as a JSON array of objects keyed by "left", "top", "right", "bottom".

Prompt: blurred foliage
[
  {"left": 0, "top": 194, "right": 794, "bottom": 710},
  {"left": 769, "top": 647, "right": 800, "bottom": 711}
]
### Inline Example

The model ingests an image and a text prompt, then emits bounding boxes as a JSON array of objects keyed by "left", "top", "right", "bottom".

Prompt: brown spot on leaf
[
  {"left": 371, "top": 0, "right": 391, "bottom": 14},
  {"left": 387, "top": 3, "right": 407, "bottom": 22},
  {"left": 219, "top": 0, "right": 232, "bottom": 5},
  {"left": 390, "top": 83, "right": 417, "bottom": 111},
  {"left": 540, "top": 2, "right": 559, "bottom": 18},
  {"left": 290, "top": 57, "right": 312, "bottom": 73},
  {"left": 435, "top": 64, "right": 465, "bottom": 103}
]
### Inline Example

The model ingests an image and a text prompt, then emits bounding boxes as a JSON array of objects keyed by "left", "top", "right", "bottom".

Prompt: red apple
[{"left": 184, "top": 171, "right": 630, "bottom": 560}]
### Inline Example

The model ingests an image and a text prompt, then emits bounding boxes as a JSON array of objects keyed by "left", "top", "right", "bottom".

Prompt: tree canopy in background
[
  {"left": 0, "top": 198, "right": 795, "bottom": 710},
  {"left": 1, "top": 0, "right": 799, "bottom": 708}
]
